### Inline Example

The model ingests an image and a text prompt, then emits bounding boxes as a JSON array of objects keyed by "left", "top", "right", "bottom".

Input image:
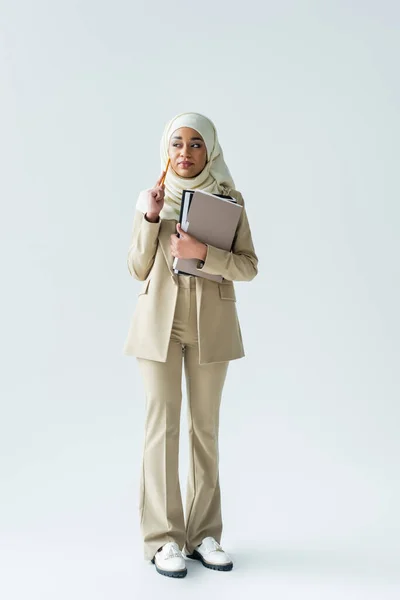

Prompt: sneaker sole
[
  {"left": 151, "top": 557, "right": 187, "bottom": 578},
  {"left": 185, "top": 549, "right": 233, "bottom": 571}
]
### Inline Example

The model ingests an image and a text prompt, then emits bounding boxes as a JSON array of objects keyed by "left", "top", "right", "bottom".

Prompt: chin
[
  {"left": 175, "top": 170, "right": 195, "bottom": 179},
  {"left": 181, "top": 168, "right": 204, "bottom": 178},
  {"left": 171, "top": 164, "right": 204, "bottom": 178}
]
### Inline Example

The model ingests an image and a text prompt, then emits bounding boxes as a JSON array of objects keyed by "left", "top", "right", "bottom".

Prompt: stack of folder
[{"left": 173, "top": 189, "right": 243, "bottom": 282}]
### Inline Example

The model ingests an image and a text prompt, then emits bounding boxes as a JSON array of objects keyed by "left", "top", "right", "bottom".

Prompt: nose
[{"left": 179, "top": 144, "right": 192, "bottom": 157}]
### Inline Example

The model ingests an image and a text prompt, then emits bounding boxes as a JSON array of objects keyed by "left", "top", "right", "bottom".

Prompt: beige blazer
[{"left": 122, "top": 188, "right": 258, "bottom": 364}]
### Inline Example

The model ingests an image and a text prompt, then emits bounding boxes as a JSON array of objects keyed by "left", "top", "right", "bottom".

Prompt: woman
[{"left": 123, "top": 112, "right": 258, "bottom": 578}]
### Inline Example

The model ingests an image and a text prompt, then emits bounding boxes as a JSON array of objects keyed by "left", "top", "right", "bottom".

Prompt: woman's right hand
[{"left": 146, "top": 172, "right": 166, "bottom": 219}]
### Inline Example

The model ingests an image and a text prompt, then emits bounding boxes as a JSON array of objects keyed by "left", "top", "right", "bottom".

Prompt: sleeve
[
  {"left": 126, "top": 210, "right": 161, "bottom": 281},
  {"left": 196, "top": 191, "right": 258, "bottom": 281}
]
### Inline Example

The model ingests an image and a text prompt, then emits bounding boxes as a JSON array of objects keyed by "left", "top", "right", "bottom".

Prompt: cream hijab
[{"left": 135, "top": 112, "right": 235, "bottom": 220}]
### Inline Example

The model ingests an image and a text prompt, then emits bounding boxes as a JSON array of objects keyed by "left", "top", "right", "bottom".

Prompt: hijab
[{"left": 135, "top": 111, "right": 235, "bottom": 220}]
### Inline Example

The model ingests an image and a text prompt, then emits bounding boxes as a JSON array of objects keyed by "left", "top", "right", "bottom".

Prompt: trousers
[{"left": 136, "top": 274, "right": 230, "bottom": 561}]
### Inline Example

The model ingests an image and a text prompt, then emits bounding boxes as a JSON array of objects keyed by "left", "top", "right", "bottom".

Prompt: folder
[{"left": 173, "top": 189, "right": 243, "bottom": 282}]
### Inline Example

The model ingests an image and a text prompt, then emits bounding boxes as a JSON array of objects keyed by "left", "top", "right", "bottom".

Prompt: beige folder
[{"left": 173, "top": 190, "right": 243, "bottom": 282}]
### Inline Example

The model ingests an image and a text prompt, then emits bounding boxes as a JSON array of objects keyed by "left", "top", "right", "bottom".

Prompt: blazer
[{"left": 122, "top": 188, "right": 258, "bottom": 364}]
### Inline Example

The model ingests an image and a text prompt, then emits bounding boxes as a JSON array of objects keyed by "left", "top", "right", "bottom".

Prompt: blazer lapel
[{"left": 159, "top": 220, "right": 179, "bottom": 285}]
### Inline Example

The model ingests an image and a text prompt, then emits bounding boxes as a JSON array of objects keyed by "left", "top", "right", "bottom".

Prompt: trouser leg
[
  {"left": 136, "top": 338, "right": 186, "bottom": 561},
  {"left": 183, "top": 342, "right": 229, "bottom": 555}
]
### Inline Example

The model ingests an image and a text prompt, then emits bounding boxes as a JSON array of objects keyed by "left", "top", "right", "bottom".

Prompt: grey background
[{"left": 1, "top": 0, "right": 399, "bottom": 598}]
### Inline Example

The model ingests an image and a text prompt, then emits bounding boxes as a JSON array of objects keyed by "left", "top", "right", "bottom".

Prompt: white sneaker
[
  {"left": 186, "top": 536, "right": 233, "bottom": 571},
  {"left": 151, "top": 542, "right": 187, "bottom": 578}
]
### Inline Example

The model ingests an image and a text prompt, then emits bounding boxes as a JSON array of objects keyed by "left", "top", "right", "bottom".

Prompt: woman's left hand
[{"left": 170, "top": 223, "right": 207, "bottom": 260}]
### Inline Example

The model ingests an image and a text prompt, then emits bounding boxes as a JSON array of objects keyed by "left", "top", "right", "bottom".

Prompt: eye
[{"left": 172, "top": 143, "right": 203, "bottom": 148}]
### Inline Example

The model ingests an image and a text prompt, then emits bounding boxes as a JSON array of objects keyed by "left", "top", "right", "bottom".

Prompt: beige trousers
[{"left": 136, "top": 274, "right": 229, "bottom": 561}]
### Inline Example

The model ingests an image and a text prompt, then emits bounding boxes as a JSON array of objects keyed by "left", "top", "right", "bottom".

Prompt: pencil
[{"left": 159, "top": 158, "right": 170, "bottom": 186}]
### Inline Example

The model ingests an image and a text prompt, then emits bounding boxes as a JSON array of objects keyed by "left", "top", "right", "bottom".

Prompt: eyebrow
[{"left": 171, "top": 136, "right": 203, "bottom": 141}]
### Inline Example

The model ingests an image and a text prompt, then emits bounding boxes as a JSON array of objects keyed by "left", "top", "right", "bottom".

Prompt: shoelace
[
  {"left": 162, "top": 543, "right": 183, "bottom": 559},
  {"left": 201, "top": 538, "right": 224, "bottom": 553}
]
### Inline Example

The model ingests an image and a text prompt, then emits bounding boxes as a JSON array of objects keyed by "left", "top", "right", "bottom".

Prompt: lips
[{"left": 179, "top": 162, "right": 193, "bottom": 167}]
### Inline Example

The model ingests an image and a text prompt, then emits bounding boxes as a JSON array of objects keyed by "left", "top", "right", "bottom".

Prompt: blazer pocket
[
  {"left": 218, "top": 282, "right": 236, "bottom": 301},
  {"left": 138, "top": 278, "right": 150, "bottom": 296}
]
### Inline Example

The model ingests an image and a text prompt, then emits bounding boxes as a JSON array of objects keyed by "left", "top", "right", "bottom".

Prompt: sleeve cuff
[
  {"left": 139, "top": 211, "right": 161, "bottom": 241},
  {"left": 143, "top": 213, "right": 160, "bottom": 224},
  {"left": 142, "top": 212, "right": 161, "bottom": 230},
  {"left": 196, "top": 244, "right": 227, "bottom": 275}
]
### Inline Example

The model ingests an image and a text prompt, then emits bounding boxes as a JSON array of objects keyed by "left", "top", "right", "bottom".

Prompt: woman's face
[{"left": 168, "top": 127, "right": 208, "bottom": 178}]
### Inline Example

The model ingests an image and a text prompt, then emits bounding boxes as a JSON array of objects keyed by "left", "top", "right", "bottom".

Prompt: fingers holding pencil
[{"left": 147, "top": 158, "right": 170, "bottom": 216}]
